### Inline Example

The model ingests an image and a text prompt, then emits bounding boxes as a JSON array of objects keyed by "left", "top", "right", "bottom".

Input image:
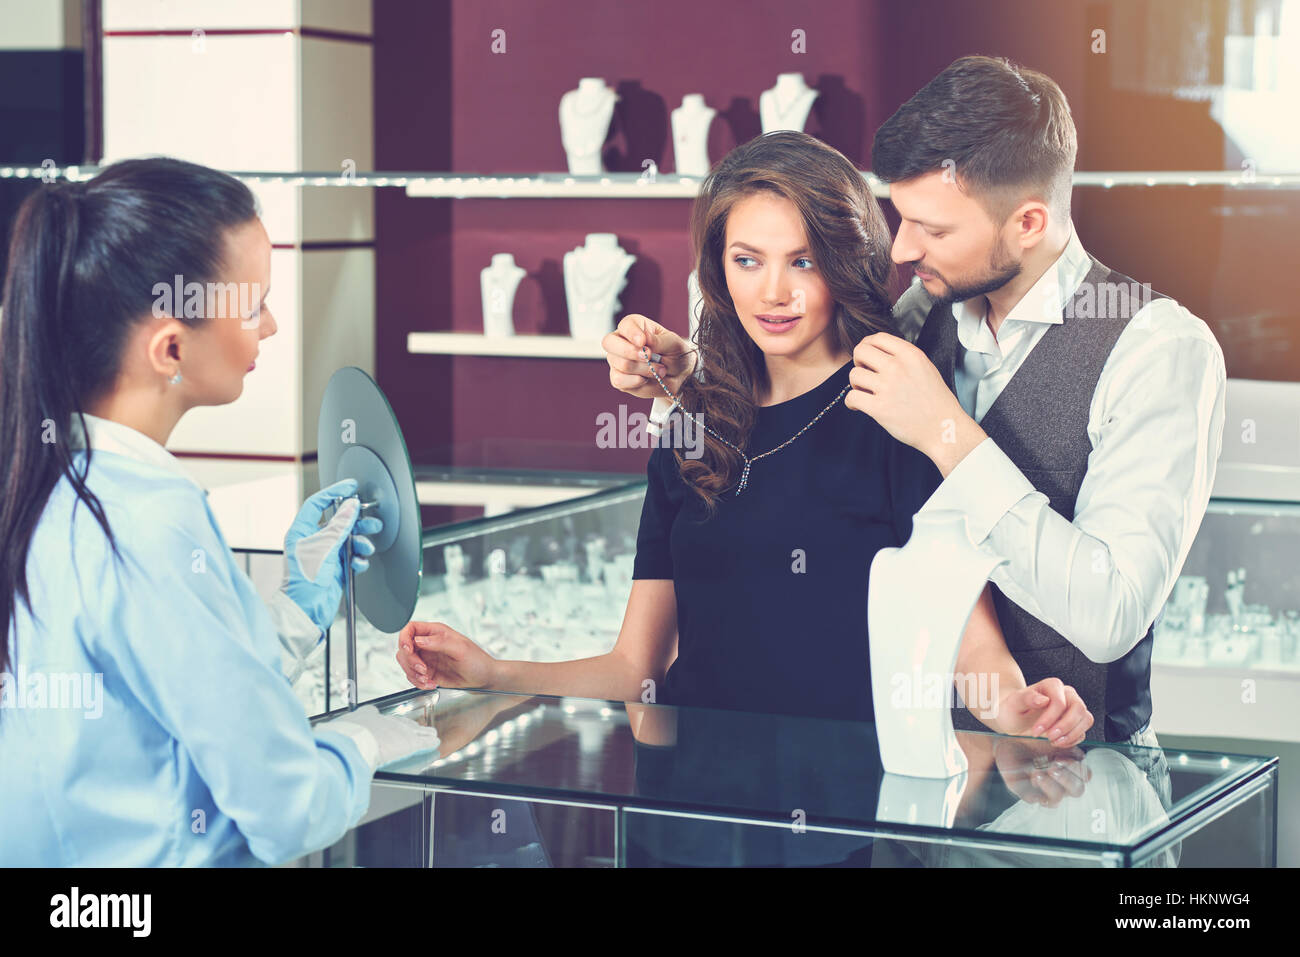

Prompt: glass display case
[
  {"left": 298, "top": 687, "right": 1278, "bottom": 868},
  {"left": 277, "top": 475, "right": 1288, "bottom": 868},
  {"left": 221, "top": 435, "right": 1293, "bottom": 865},
  {"left": 290, "top": 481, "right": 1300, "bottom": 721},
  {"left": 1147, "top": 493, "right": 1300, "bottom": 748},
  {"left": 291, "top": 480, "right": 649, "bottom": 717},
  {"left": 1153, "top": 497, "right": 1300, "bottom": 673}
]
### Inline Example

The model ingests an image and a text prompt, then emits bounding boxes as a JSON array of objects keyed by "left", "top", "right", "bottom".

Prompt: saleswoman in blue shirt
[{"left": 0, "top": 158, "right": 439, "bottom": 866}]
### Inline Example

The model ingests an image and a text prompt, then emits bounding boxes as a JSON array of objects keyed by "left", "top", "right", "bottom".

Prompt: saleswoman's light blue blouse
[{"left": 0, "top": 414, "right": 371, "bottom": 866}]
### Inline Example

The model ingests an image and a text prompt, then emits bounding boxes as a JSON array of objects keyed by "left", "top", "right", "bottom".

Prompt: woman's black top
[{"left": 632, "top": 359, "right": 902, "bottom": 723}]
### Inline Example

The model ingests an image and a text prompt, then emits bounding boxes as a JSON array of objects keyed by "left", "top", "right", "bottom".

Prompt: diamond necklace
[{"left": 641, "top": 347, "right": 851, "bottom": 496}]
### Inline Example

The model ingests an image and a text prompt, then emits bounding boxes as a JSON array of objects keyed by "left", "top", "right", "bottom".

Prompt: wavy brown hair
[{"left": 670, "top": 130, "right": 896, "bottom": 517}]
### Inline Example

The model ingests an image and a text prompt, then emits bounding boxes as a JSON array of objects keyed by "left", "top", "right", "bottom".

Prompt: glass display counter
[
  {"left": 258, "top": 467, "right": 1288, "bottom": 865},
  {"left": 292, "top": 480, "right": 648, "bottom": 717},
  {"left": 301, "top": 687, "right": 1278, "bottom": 868},
  {"left": 1149, "top": 496, "right": 1300, "bottom": 745},
  {"left": 291, "top": 484, "right": 1300, "bottom": 727},
  {"left": 1153, "top": 497, "right": 1300, "bottom": 673}
]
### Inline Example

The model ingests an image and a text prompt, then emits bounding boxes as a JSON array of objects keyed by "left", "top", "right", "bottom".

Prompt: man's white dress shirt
[{"left": 893, "top": 224, "right": 1226, "bottom": 664}]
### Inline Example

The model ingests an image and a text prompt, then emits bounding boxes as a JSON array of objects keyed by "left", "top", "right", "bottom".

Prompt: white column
[{"left": 101, "top": 0, "right": 375, "bottom": 465}]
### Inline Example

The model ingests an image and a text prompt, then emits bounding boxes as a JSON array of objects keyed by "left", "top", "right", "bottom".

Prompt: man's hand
[
  {"left": 845, "top": 331, "right": 987, "bottom": 477},
  {"left": 986, "top": 677, "right": 1095, "bottom": 746},
  {"left": 602, "top": 313, "right": 696, "bottom": 400},
  {"left": 992, "top": 738, "right": 1091, "bottom": 808}
]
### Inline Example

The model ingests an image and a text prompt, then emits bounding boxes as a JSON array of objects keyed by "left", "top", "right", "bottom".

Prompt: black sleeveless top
[{"left": 632, "top": 360, "right": 899, "bottom": 722}]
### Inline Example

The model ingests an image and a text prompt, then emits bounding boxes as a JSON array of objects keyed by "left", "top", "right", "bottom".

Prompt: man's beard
[{"left": 920, "top": 240, "right": 1022, "bottom": 307}]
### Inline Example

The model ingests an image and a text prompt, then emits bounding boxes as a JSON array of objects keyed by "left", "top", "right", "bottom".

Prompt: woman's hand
[
  {"left": 989, "top": 677, "right": 1094, "bottom": 747},
  {"left": 396, "top": 622, "right": 498, "bottom": 691},
  {"left": 602, "top": 313, "right": 696, "bottom": 399}
]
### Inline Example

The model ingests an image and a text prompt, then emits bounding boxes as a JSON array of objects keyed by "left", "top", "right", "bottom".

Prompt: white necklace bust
[
  {"left": 760, "top": 72, "right": 819, "bottom": 133},
  {"left": 564, "top": 233, "right": 635, "bottom": 340},
  {"left": 481, "top": 253, "right": 526, "bottom": 337},
  {"left": 560, "top": 77, "right": 619, "bottom": 174},
  {"left": 671, "top": 93, "right": 717, "bottom": 176},
  {"left": 868, "top": 510, "right": 1005, "bottom": 779}
]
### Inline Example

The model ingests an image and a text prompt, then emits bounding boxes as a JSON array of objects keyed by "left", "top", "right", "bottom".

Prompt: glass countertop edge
[
  {"left": 1126, "top": 755, "right": 1279, "bottom": 861},
  {"left": 413, "top": 464, "right": 643, "bottom": 486},
  {"left": 315, "top": 687, "right": 1274, "bottom": 854},
  {"left": 419, "top": 480, "right": 647, "bottom": 547},
  {"left": 336, "top": 685, "right": 1281, "bottom": 770},
  {"left": 231, "top": 478, "right": 648, "bottom": 557},
  {"left": 361, "top": 768, "right": 1147, "bottom": 858},
  {"left": 1205, "top": 495, "right": 1300, "bottom": 514}
]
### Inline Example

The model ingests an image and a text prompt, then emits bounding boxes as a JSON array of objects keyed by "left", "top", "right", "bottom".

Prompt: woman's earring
[{"left": 169, "top": 372, "right": 183, "bottom": 385}]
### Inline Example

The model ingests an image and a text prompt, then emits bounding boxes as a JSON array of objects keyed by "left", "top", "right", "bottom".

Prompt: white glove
[{"left": 319, "top": 704, "right": 441, "bottom": 771}]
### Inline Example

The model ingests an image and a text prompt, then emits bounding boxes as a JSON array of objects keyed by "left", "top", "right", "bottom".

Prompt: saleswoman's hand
[
  {"left": 602, "top": 313, "right": 696, "bottom": 400},
  {"left": 990, "top": 677, "right": 1094, "bottom": 746},
  {"left": 280, "top": 478, "right": 382, "bottom": 633},
  {"left": 396, "top": 622, "right": 498, "bottom": 691}
]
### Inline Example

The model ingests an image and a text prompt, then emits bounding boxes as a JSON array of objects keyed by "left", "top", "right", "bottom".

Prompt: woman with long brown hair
[
  {"left": 396, "top": 131, "right": 1092, "bottom": 733},
  {"left": 394, "top": 130, "right": 1097, "bottom": 866}
]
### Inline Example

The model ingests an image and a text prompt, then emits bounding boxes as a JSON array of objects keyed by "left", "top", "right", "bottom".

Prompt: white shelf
[
  {"left": 407, "top": 331, "right": 605, "bottom": 359},
  {"left": 399, "top": 170, "right": 1300, "bottom": 198},
  {"left": 14, "top": 167, "right": 1300, "bottom": 194},
  {"left": 404, "top": 172, "right": 711, "bottom": 198}
]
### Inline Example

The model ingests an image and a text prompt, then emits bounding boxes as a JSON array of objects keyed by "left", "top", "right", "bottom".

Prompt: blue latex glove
[{"left": 279, "top": 478, "right": 384, "bottom": 634}]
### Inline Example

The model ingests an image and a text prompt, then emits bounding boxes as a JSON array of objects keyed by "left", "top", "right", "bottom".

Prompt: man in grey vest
[
  {"left": 850, "top": 57, "right": 1225, "bottom": 789},
  {"left": 606, "top": 58, "right": 1224, "bottom": 821}
]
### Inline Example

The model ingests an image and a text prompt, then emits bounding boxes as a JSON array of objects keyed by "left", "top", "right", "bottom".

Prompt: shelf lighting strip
[{"left": 4, "top": 166, "right": 1300, "bottom": 195}]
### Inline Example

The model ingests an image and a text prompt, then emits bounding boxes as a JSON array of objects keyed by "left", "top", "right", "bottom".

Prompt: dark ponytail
[{"left": 0, "top": 158, "right": 258, "bottom": 683}]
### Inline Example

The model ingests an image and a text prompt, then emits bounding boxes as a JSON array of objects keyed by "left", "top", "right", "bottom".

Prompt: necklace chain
[{"left": 641, "top": 347, "right": 850, "bottom": 496}]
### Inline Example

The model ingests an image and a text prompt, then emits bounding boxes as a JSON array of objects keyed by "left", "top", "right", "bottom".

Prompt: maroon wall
[
  {"left": 375, "top": 0, "right": 891, "bottom": 476},
  {"left": 374, "top": 0, "right": 1299, "bottom": 483}
]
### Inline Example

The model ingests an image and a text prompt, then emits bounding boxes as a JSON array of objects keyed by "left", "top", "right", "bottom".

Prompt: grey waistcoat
[{"left": 908, "top": 256, "right": 1166, "bottom": 742}]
